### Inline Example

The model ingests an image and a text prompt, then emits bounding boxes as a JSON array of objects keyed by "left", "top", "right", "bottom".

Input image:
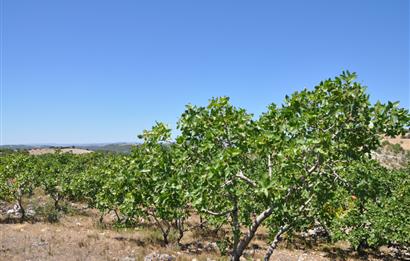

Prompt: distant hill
[
  {"left": 78, "top": 143, "right": 136, "bottom": 153},
  {"left": 0, "top": 144, "right": 41, "bottom": 150}
]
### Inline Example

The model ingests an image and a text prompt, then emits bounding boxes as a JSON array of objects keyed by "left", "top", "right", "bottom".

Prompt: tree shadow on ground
[
  {"left": 0, "top": 215, "right": 38, "bottom": 224},
  {"left": 286, "top": 234, "right": 408, "bottom": 261},
  {"left": 113, "top": 236, "right": 145, "bottom": 247},
  {"left": 320, "top": 245, "right": 409, "bottom": 261}
]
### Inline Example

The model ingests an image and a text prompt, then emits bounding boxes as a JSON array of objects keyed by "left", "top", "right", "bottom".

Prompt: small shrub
[
  {"left": 391, "top": 143, "right": 404, "bottom": 154},
  {"left": 381, "top": 140, "right": 390, "bottom": 147},
  {"left": 47, "top": 208, "right": 60, "bottom": 223},
  {"left": 216, "top": 238, "right": 229, "bottom": 256},
  {"left": 34, "top": 202, "right": 61, "bottom": 223}
]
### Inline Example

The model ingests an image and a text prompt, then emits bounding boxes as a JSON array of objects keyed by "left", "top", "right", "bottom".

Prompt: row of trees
[{"left": 1, "top": 72, "right": 409, "bottom": 260}]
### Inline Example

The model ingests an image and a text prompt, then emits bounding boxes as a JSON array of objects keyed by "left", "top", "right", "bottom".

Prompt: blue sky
[{"left": 1, "top": 0, "right": 409, "bottom": 144}]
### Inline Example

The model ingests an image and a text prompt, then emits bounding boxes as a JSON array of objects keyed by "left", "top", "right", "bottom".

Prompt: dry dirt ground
[
  {"left": 386, "top": 137, "right": 410, "bottom": 151},
  {"left": 0, "top": 203, "right": 402, "bottom": 261},
  {"left": 372, "top": 137, "right": 410, "bottom": 169}
]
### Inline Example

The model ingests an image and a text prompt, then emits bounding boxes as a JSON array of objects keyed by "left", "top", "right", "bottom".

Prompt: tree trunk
[
  {"left": 176, "top": 218, "right": 185, "bottom": 245},
  {"left": 114, "top": 209, "right": 121, "bottom": 222},
  {"left": 54, "top": 197, "right": 60, "bottom": 211},
  {"left": 230, "top": 207, "right": 274, "bottom": 260},
  {"left": 151, "top": 215, "right": 171, "bottom": 245},
  {"left": 161, "top": 222, "right": 171, "bottom": 245},
  {"left": 163, "top": 232, "right": 169, "bottom": 245},
  {"left": 357, "top": 239, "right": 368, "bottom": 256},
  {"left": 356, "top": 201, "right": 368, "bottom": 256},
  {"left": 264, "top": 225, "right": 289, "bottom": 261},
  {"left": 18, "top": 197, "right": 25, "bottom": 223},
  {"left": 268, "top": 154, "right": 273, "bottom": 179},
  {"left": 230, "top": 195, "right": 241, "bottom": 260},
  {"left": 199, "top": 215, "right": 204, "bottom": 229}
]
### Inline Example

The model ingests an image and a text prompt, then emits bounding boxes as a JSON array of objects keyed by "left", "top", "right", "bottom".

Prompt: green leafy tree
[
  {"left": 177, "top": 97, "right": 265, "bottom": 259},
  {"left": 94, "top": 153, "right": 132, "bottom": 223},
  {"left": 68, "top": 153, "right": 115, "bottom": 209},
  {"left": 177, "top": 72, "right": 409, "bottom": 260},
  {"left": 0, "top": 153, "right": 39, "bottom": 221},
  {"left": 330, "top": 162, "right": 410, "bottom": 250},
  {"left": 121, "top": 123, "right": 188, "bottom": 244},
  {"left": 38, "top": 151, "right": 78, "bottom": 211},
  {"left": 259, "top": 72, "right": 409, "bottom": 259}
]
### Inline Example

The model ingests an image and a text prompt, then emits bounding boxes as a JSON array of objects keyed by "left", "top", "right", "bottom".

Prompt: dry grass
[
  {"left": 0, "top": 203, "right": 400, "bottom": 261},
  {"left": 386, "top": 137, "right": 410, "bottom": 150}
]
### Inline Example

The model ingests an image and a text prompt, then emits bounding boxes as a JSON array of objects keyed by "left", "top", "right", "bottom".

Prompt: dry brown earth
[
  {"left": 386, "top": 137, "right": 410, "bottom": 150},
  {"left": 0, "top": 204, "right": 400, "bottom": 261}
]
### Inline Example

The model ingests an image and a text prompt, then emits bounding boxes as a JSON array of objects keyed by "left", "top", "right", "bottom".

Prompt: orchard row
[{"left": 1, "top": 72, "right": 409, "bottom": 260}]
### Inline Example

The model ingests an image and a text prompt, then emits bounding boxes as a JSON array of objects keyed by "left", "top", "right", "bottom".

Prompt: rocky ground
[
  {"left": 371, "top": 137, "right": 410, "bottom": 169},
  {"left": 0, "top": 200, "right": 406, "bottom": 261}
]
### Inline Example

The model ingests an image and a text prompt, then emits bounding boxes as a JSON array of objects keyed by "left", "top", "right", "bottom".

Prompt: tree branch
[
  {"left": 236, "top": 171, "right": 257, "bottom": 187},
  {"left": 306, "top": 158, "right": 320, "bottom": 174},
  {"left": 264, "top": 195, "right": 314, "bottom": 260},
  {"left": 332, "top": 170, "right": 352, "bottom": 189},
  {"left": 222, "top": 178, "right": 234, "bottom": 187},
  {"left": 233, "top": 206, "right": 274, "bottom": 259},
  {"left": 264, "top": 224, "right": 290, "bottom": 261},
  {"left": 201, "top": 208, "right": 231, "bottom": 216}
]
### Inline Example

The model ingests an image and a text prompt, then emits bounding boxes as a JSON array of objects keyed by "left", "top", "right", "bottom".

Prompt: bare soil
[
  {"left": 386, "top": 137, "right": 410, "bottom": 151},
  {"left": 0, "top": 204, "right": 401, "bottom": 261}
]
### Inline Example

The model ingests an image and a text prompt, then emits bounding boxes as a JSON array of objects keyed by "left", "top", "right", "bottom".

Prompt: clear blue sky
[{"left": 1, "top": 0, "right": 409, "bottom": 145}]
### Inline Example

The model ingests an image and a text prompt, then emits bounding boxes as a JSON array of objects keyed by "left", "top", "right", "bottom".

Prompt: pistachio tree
[
  {"left": 258, "top": 72, "right": 408, "bottom": 260},
  {"left": 91, "top": 153, "right": 130, "bottom": 222},
  {"left": 329, "top": 161, "right": 410, "bottom": 251},
  {"left": 123, "top": 123, "right": 188, "bottom": 244},
  {"left": 177, "top": 97, "right": 265, "bottom": 258},
  {"left": 177, "top": 72, "right": 409, "bottom": 260},
  {"left": 38, "top": 151, "right": 78, "bottom": 211},
  {"left": 0, "top": 152, "right": 39, "bottom": 221},
  {"left": 67, "top": 152, "right": 108, "bottom": 206}
]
